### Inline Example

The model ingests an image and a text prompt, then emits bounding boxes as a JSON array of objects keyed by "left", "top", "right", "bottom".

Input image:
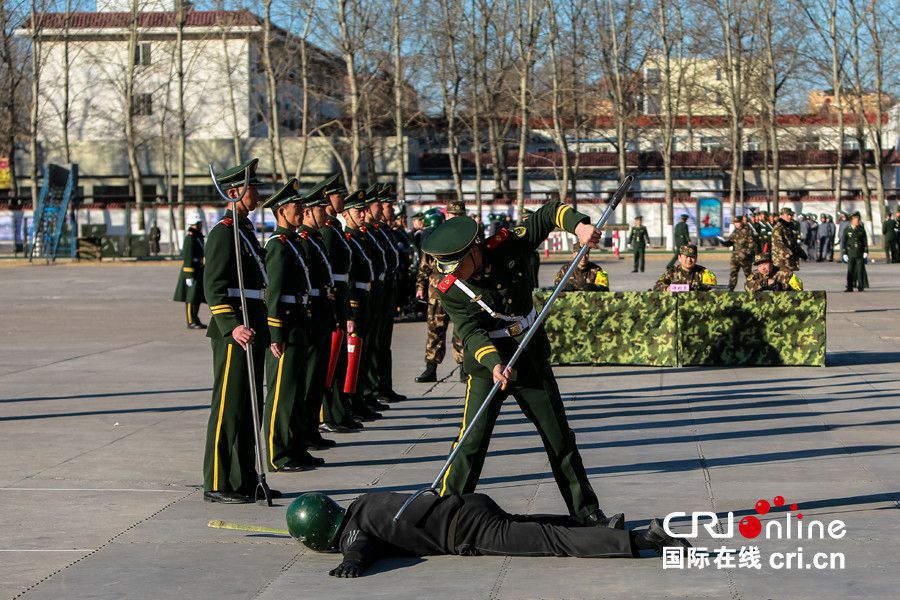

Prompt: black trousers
[{"left": 452, "top": 494, "right": 634, "bottom": 558}]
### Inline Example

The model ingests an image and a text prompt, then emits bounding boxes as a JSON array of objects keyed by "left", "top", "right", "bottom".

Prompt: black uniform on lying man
[{"left": 287, "top": 492, "right": 690, "bottom": 578}]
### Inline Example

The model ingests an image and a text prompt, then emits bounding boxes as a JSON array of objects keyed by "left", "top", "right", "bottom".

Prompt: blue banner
[{"left": 698, "top": 197, "right": 722, "bottom": 238}]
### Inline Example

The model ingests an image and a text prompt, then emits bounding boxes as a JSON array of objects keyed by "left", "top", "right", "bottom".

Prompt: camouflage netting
[
  {"left": 535, "top": 291, "right": 678, "bottom": 366},
  {"left": 533, "top": 290, "right": 826, "bottom": 367}
]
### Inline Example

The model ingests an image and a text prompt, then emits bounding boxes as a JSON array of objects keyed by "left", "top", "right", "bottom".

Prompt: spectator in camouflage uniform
[
  {"left": 744, "top": 253, "right": 803, "bottom": 291},
  {"left": 772, "top": 207, "right": 802, "bottom": 272},
  {"left": 414, "top": 201, "right": 466, "bottom": 383},
  {"left": 653, "top": 244, "right": 717, "bottom": 291},
  {"left": 720, "top": 215, "right": 756, "bottom": 291},
  {"left": 553, "top": 243, "right": 609, "bottom": 291}
]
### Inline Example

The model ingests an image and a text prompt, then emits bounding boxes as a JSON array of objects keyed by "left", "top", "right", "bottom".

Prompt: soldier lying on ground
[
  {"left": 744, "top": 253, "right": 803, "bottom": 292},
  {"left": 287, "top": 491, "right": 691, "bottom": 578}
]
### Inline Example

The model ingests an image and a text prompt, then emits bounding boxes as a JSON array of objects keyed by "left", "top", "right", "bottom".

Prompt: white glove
[
  {"left": 186, "top": 278, "right": 193, "bottom": 287},
  {"left": 863, "top": 253, "right": 868, "bottom": 259},
  {"left": 842, "top": 254, "right": 848, "bottom": 262}
]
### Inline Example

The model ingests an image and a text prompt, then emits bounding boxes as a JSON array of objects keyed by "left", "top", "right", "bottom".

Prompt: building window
[
  {"left": 700, "top": 136, "right": 724, "bottom": 152},
  {"left": 796, "top": 135, "right": 820, "bottom": 151},
  {"left": 715, "top": 68, "right": 722, "bottom": 81},
  {"left": 134, "top": 42, "right": 151, "bottom": 66},
  {"left": 646, "top": 68, "right": 661, "bottom": 84},
  {"left": 131, "top": 93, "right": 153, "bottom": 116},
  {"left": 842, "top": 137, "right": 861, "bottom": 151},
  {"left": 746, "top": 136, "right": 761, "bottom": 151}
]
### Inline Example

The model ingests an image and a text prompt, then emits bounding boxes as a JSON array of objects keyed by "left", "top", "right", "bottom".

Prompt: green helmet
[
  {"left": 285, "top": 492, "right": 346, "bottom": 551},
  {"left": 424, "top": 208, "right": 445, "bottom": 229}
]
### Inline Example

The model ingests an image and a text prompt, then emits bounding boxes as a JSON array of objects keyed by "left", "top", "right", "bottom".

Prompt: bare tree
[
  {"left": 847, "top": 0, "right": 873, "bottom": 233},
  {"left": 123, "top": 0, "right": 145, "bottom": 230},
  {"left": 391, "top": 0, "right": 405, "bottom": 200},
  {"left": 28, "top": 0, "right": 45, "bottom": 204},
  {"left": 0, "top": 0, "right": 27, "bottom": 197},
  {"left": 860, "top": 0, "right": 888, "bottom": 227},
  {"left": 262, "top": 0, "right": 288, "bottom": 183},
  {"left": 434, "top": 0, "right": 464, "bottom": 200},
  {"left": 511, "top": 0, "right": 542, "bottom": 215}
]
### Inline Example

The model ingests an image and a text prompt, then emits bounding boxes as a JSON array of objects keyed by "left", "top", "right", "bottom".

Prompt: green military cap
[
  {"left": 839, "top": 211, "right": 849, "bottom": 217},
  {"left": 301, "top": 177, "right": 330, "bottom": 202},
  {"left": 634, "top": 215, "right": 643, "bottom": 220},
  {"left": 680, "top": 213, "right": 689, "bottom": 220},
  {"left": 760, "top": 210, "right": 769, "bottom": 216},
  {"left": 422, "top": 216, "right": 480, "bottom": 274},
  {"left": 363, "top": 184, "right": 381, "bottom": 204},
  {"left": 753, "top": 252, "right": 773, "bottom": 265},
  {"left": 850, "top": 211, "right": 861, "bottom": 218},
  {"left": 411, "top": 211, "right": 425, "bottom": 219},
  {"left": 781, "top": 207, "right": 794, "bottom": 216},
  {"left": 820, "top": 213, "right": 828, "bottom": 218},
  {"left": 261, "top": 177, "right": 300, "bottom": 211},
  {"left": 378, "top": 183, "right": 397, "bottom": 203},
  {"left": 322, "top": 173, "right": 345, "bottom": 196},
  {"left": 447, "top": 200, "right": 466, "bottom": 216},
  {"left": 679, "top": 243, "right": 698, "bottom": 257},
  {"left": 343, "top": 188, "right": 368, "bottom": 210},
  {"left": 216, "top": 157, "right": 262, "bottom": 190},
  {"left": 300, "top": 185, "right": 328, "bottom": 208}
]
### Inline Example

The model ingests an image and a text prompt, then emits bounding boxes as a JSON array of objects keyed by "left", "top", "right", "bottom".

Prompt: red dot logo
[
  {"left": 739, "top": 516, "right": 762, "bottom": 539},
  {"left": 773, "top": 496, "right": 785, "bottom": 507},
  {"left": 755, "top": 499, "right": 771, "bottom": 515}
]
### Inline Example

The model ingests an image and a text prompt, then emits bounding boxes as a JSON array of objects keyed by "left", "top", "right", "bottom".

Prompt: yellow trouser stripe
[
  {"left": 268, "top": 353, "right": 286, "bottom": 471},
  {"left": 186, "top": 303, "right": 192, "bottom": 324},
  {"left": 555, "top": 205, "right": 570, "bottom": 229},
  {"left": 210, "top": 304, "right": 232, "bottom": 311},
  {"left": 211, "top": 308, "right": 235, "bottom": 315},
  {"left": 319, "top": 404, "right": 324, "bottom": 423},
  {"left": 441, "top": 374, "right": 472, "bottom": 495},
  {"left": 474, "top": 345, "right": 497, "bottom": 363},
  {"left": 183, "top": 267, "right": 194, "bottom": 272},
  {"left": 213, "top": 344, "right": 233, "bottom": 490}
]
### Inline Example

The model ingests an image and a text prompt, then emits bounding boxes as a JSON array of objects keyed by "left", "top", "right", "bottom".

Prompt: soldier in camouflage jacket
[
  {"left": 721, "top": 215, "right": 756, "bottom": 290},
  {"left": 553, "top": 243, "right": 609, "bottom": 291},
  {"left": 744, "top": 253, "right": 803, "bottom": 292},
  {"left": 772, "top": 207, "right": 802, "bottom": 271},
  {"left": 653, "top": 244, "right": 717, "bottom": 291}
]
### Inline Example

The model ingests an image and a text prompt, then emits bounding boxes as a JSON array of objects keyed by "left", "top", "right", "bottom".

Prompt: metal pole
[
  {"left": 394, "top": 173, "right": 636, "bottom": 521},
  {"left": 209, "top": 164, "right": 272, "bottom": 507}
]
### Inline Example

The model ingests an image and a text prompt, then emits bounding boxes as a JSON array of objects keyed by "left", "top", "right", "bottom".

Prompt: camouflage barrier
[
  {"left": 535, "top": 291, "right": 678, "bottom": 366},
  {"left": 534, "top": 290, "right": 826, "bottom": 367}
]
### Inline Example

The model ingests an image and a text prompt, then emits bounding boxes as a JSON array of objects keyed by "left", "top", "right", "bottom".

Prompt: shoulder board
[
  {"left": 345, "top": 232, "right": 352, "bottom": 240},
  {"left": 219, "top": 217, "right": 233, "bottom": 227},
  {"left": 360, "top": 226, "right": 368, "bottom": 233},
  {"left": 437, "top": 274, "right": 457, "bottom": 293},
  {"left": 325, "top": 219, "right": 333, "bottom": 227},
  {"left": 486, "top": 228, "right": 511, "bottom": 250},
  {"left": 300, "top": 230, "right": 309, "bottom": 239},
  {"left": 278, "top": 234, "right": 287, "bottom": 244},
  {"left": 373, "top": 223, "right": 380, "bottom": 229}
]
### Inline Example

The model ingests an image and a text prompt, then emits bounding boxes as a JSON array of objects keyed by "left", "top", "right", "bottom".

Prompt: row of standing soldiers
[{"left": 178, "top": 159, "right": 416, "bottom": 504}]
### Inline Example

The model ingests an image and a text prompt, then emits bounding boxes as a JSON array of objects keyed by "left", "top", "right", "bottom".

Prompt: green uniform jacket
[
  {"left": 674, "top": 221, "right": 690, "bottom": 247},
  {"left": 264, "top": 226, "right": 311, "bottom": 344},
  {"left": 203, "top": 210, "right": 269, "bottom": 344},
  {"left": 744, "top": 269, "right": 795, "bottom": 292},
  {"left": 722, "top": 224, "right": 756, "bottom": 259},
  {"left": 653, "top": 264, "right": 716, "bottom": 291},
  {"left": 435, "top": 201, "right": 589, "bottom": 375},
  {"left": 298, "top": 225, "right": 337, "bottom": 335},
  {"left": 320, "top": 218, "right": 353, "bottom": 323},
  {"left": 841, "top": 224, "right": 868, "bottom": 257},
  {"left": 173, "top": 229, "right": 205, "bottom": 303},
  {"left": 345, "top": 227, "right": 375, "bottom": 322},
  {"left": 628, "top": 225, "right": 650, "bottom": 248},
  {"left": 882, "top": 219, "right": 896, "bottom": 243}
]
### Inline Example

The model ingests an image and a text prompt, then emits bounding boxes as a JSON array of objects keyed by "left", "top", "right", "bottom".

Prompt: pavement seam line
[
  {"left": 12, "top": 488, "right": 199, "bottom": 600},
  {"left": 251, "top": 549, "right": 306, "bottom": 599},
  {"left": 0, "top": 340, "right": 155, "bottom": 378}
]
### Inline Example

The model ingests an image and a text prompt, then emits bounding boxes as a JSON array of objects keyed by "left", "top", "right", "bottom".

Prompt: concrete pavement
[{"left": 1, "top": 254, "right": 899, "bottom": 599}]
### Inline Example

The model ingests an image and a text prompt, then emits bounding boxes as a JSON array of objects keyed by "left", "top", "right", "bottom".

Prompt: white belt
[
  {"left": 355, "top": 282, "right": 371, "bottom": 291},
  {"left": 227, "top": 288, "right": 264, "bottom": 300},
  {"left": 279, "top": 294, "right": 308, "bottom": 304},
  {"left": 333, "top": 274, "right": 349, "bottom": 282},
  {"left": 308, "top": 289, "right": 321, "bottom": 297},
  {"left": 488, "top": 308, "right": 538, "bottom": 339},
  {"left": 378, "top": 274, "right": 386, "bottom": 281}
]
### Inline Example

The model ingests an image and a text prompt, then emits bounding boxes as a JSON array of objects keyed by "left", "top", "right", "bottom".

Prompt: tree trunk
[
  {"left": 176, "top": 0, "right": 186, "bottom": 231},
  {"left": 337, "top": 0, "right": 362, "bottom": 189},
  {"left": 124, "top": 0, "right": 144, "bottom": 231},
  {"left": 262, "top": 0, "right": 287, "bottom": 183},
  {"left": 29, "top": 0, "right": 41, "bottom": 206},
  {"left": 392, "top": 0, "right": 405, "bottom": 200}
]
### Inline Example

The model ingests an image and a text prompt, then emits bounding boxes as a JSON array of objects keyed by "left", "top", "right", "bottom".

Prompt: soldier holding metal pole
[
  {"left": 409, "top": 179, "right": 634, "bottom": 526},
  {"left": 203, "top": 158, "right": 276, "bottom": 505}
]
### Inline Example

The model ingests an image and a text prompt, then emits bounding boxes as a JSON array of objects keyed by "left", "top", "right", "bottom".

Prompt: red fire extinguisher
[
  {"left": 325, "top": 328, "right": 345, "bottom": 388},
  {"left": 343, "top": 333, "right": 363, "bottom": 394}
]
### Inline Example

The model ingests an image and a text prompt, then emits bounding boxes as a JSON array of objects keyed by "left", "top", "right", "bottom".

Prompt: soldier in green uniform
[
  {"left": 415, "top": 201, "right": 465, "bottom": 383},
  {"left": 375, "top": 185, "right": 407, "bottom": 403},
  {"left": 882, "top": 211, "right": 897, "bottom": 263},
  {"left": 666, "top": 213, "right": 691, "bottom": 268},
  {"left": 627, "top": 216, "right": 650, "bottom": 272},
  {"left": 202, "top": 158, "right": 278, "bottom": 504},
  {"left": 173, "top": 220, "right": 206, "bottom": 329},
  {"left": 317, "top": 175, "right": 364, "bottom": 433},
  {"left": 720, "top": 215, "right": 756, "bottom": 291},
  {"left": 421, "top": 201, "right": 623, "bottom": 527},
  {"left": 744, "top": 253, "right": 803, "bottom": 292},
  {"left": 297, "top": 190, "right": 340, "bottom": 452},
  {"left": 520, "top": 208, "right": 541, "bottom": 286},
  {"left": 841, "top": 211, "right": 869, "bottom": 292},
  {"left": 772, "top": 207, "right": 802, "bottom": 272},
  {"left": 553, "top": 243, "right": 609, "bottom": 291},
  {"left": 756, "top": 210, "right": 774, "bottom": 252},
  {"left": 342, "top": 190, "right": 383, "bottom": 421},
  {"left": 653, "top": 244, "right": 717, "bottom": 291},
  {"left": 260, "top": 179, "right": 316, "bottom": 472},
  {"left": 892, "top": 209, "right": 900, "bottom": 263}
]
